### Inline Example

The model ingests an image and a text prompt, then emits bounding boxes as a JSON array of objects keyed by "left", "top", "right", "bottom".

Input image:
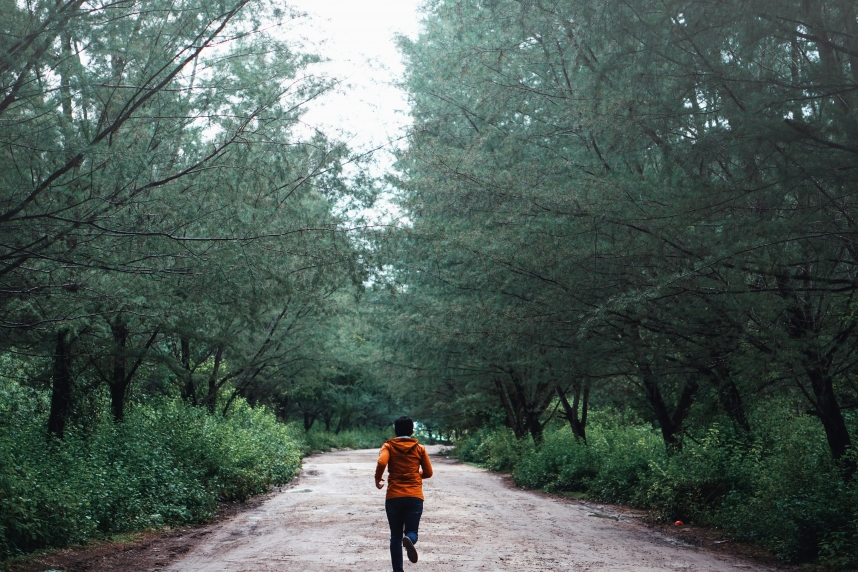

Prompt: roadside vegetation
[
  {"left": 302, "top": 426, "right": 394, "bottom": 453},
  {"left": 454, "top": 407, "right": 856, "bottom": 567},
  {"left": 0, "top": 0, "right": 396, "bottom": 562},
  {"left": 373, "top": 0, "right": 858, "bottom": 569},
  {"left": 0, "top": 375, "right": 393, "bottom": 562},
  {"left": 0, "top": 390, "right": 302, "bottom": 561}
]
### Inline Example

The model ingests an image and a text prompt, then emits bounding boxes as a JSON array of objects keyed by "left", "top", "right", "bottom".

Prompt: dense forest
[
  {"left": 378, "top": 0, "right": 858, "bottom": 567},
  {"left": 2, "top": 0, "right": 858, "bottom": 568},
  {"left": 0, "top": 0, "right": 394, "bottom": 560}
]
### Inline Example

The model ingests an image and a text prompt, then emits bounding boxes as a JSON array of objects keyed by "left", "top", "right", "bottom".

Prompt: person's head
[{"left": 394, "top": 416, "right": 414, "bottom": 437}]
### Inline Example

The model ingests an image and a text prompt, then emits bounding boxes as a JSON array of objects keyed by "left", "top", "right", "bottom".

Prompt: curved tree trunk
[
  {"left": 493, "top": 368, "right": 554, "bottom": 443},
  {"left": 555, "top": 378, "right": 590, "bottom": 441},
  {"left": 335, "top": 411, "right": 351, "bottom": 434},
  {"left": 108, "top": 322, "right": 158, "bottom": 422},
  {"left": 806, "top": 357, "right": 854, "bottom": 479},
  {"left": 780, "top": 275, "right": 855, "bottom": 479},
  {"left": 703, "top": 366, "right": 750, "bottom": 433},
  {"left": 637, "top": 361, "right": 699, "bottom": 452}
]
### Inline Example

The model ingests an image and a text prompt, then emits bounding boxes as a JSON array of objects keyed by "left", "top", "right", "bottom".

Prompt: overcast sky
[{"left": 285, "top": 0, "right": 423, "bottom": 158}]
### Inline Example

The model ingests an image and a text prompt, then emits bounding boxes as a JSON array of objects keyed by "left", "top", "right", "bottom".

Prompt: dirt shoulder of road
[{"left": 3, "top": 483, "right": 296, "bottom": 572}]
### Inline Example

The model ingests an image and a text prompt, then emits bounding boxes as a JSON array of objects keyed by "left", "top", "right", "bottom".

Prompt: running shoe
[{"left": 403, "top": 536, "right": 418, "bottom": 563}]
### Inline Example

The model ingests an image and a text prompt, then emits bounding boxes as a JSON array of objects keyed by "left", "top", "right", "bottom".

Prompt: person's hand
[{"left": 376, "top": 478, "right": 385, "bottom": 490}]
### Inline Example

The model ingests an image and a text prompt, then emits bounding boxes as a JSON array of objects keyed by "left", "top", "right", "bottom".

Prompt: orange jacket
[{"left": 375, "top": 437, "right": 433, "bottom": 500}]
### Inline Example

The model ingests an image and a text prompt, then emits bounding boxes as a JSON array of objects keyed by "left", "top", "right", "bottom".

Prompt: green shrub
[
  {"left": 585, "top": 423, "right": 664, "bottom": 505},
  {"left": 453, "top": 427, "right": 532, "bottom": 472},
  {"left": 300, "top": 426, "right": 394, "bottom": 453},
  {"left": 513, "top": 428, "right": 596, "bottom": 491},
  {"left": 706, "top": 412, "right": 848, "bottom": 562},
  {"left": 460, "top": 406, "right": 857, "bottom": 568},
  {"left": 483, "top": 428, "right": 532, "bottom": 472},
  {"left": 512, "top": 420, "right": 663, "bottom": 502},
  {"left": 452, "top": 429, "right": 490, "bottom": 464},
  {"left": 0, "top": 394, "right": 301, "bottom": 561}
]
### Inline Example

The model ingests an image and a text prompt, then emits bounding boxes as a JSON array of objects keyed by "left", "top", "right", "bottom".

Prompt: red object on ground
[{"left": 674, "top": 520, "right": 684, "bottom": 526}]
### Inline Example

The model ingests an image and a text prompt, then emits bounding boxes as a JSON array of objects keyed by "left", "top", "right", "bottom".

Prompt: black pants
[{"left": 384, "top": 497, "right": 424, "bottom": 572}]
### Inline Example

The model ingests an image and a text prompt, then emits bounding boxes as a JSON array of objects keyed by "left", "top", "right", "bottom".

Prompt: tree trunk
[
  {"left": 717, "top": 377, "right": 750, "bottom": 433},
  {"left": 334, "top": 412, "right": 350, "bottom": 434},
  {"left": 555, "top": 378, "right": 590, "bottom": 441},
  {"left": 526, "top": 413, "right": 545, "bottom": 444},
  {"left": 47, "top": 329, "right": 73, "bottom": 439},
  {"left": 703, "top": 366, "right": 750, "bottom": 433},
  {"left": 637, "top": 361, "right": 699, "bottom": 451},
  {"left": 322, "top": 410, "right": 334, "bottom": 432},
  {"left": 180, "top": 336, "right": 196, "bottom": 404},
  {"left": 303, "top": 411, "right": 317, "bottom": 431},
  {"left": 110, "top": 317, "right": 129, "bottom": 422},
  {"left": 109, "top": 323, "right": 157, "bottom": 422},
  {"left": 494, "top": 376, "right": 526, "bottom": 438},
  {"left": 780, "top": 280, "right": 855, "bottom": 477},
  {"left": 631, "top": 325, "right": 698, "bottom": 450},
  {"left": 493, "top": 368, "right": 554, "bottom": 443},
  {"left": 205, "top": 345, "right": 223, "bottom": 414},
  {"left": 807, "top": 357, "right": 854, "bottom": 478}
]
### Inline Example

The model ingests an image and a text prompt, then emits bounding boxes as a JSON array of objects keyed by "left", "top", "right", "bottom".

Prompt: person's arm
[
  {"left": 419, "top": 446, "right": 433, "bottom": 479},
  {"left": 375, "top": 444, "right": 390, "bottom": 489}
]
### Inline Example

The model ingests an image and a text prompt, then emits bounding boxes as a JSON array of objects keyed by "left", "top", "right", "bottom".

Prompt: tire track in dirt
[{"left": 165, "top": 447, "right": 778, "bottom": 572}]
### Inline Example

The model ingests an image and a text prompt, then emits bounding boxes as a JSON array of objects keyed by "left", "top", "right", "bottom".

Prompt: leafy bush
[
  {"left": 460, "top": 406, "right": 857, "bottom": 568},
  {"left": 301, "top": 426, "right": 394, "bottom": 453},
  {"left": 512, "top": 419, "right": 663, "bottom": 503},
  {"left": 452, "top": 429, "right": 490, "bottom": 464},
  {"left": 705, "top": 411, "right": 849, "bottom": 563},
  {"left": 0, "top": 394, "right": 301, "bottom": 560},
  {"left": 454, "top": 427, "right": 532, "bottom": 472},
  {"left": 513, "top": 428, "right": 596, "bottom": 491}
]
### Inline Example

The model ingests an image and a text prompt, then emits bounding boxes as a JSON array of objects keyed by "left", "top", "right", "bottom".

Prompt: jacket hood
[{"left": 386, "top": 437, "right": 420, "bottom": 454}]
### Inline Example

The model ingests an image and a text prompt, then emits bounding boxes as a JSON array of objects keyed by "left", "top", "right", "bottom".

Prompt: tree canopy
[
  {"left": 0, "top": 0, "right": 390, "bottom": 435},
  {"left": 377, "top": 0, "right": 858, "bottom": 471}
]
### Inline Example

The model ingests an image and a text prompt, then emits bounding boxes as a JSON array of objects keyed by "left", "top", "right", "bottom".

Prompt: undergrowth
[
  {"left": 0, "top": 392, "right": 302, "bottom": 561},
  {"left": 301, "top": 426, "right": 394, "bottom": 452},
  {"left": 453, "top": 407, "right": 857, "bottom": 569}
]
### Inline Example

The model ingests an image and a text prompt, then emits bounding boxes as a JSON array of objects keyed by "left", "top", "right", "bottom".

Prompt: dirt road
[{"left": 166, "top": 447, "right": 775, "bottom": 572}]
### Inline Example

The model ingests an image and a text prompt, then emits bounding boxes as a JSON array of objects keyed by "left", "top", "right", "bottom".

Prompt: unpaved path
[{"left": 167, "top": 447, "right": 776, "bottom": 572}]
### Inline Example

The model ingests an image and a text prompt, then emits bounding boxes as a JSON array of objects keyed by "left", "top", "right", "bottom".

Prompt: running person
[{"left": 375, "top": 416, "right": 433, "bottom": 571}]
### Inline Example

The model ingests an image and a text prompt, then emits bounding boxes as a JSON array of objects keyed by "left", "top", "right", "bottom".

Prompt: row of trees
[
  {"left": 378, "top": 0, "right": 858, "bottom": 475},
  {"left": 0, "top": 0, "right": 392, "bottom": 434}
]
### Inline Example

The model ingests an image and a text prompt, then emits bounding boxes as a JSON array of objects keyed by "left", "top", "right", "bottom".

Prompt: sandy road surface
[{"left": 167, "top": 447, "right": 774, "bottom": 572}]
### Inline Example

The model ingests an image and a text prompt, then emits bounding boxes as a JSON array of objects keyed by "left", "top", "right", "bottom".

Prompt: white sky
[{"left": 285, "top": 0, "right": 423, "bottom": 163}]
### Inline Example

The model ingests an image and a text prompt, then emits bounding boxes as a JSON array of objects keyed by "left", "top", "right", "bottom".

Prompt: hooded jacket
[{"left": 375, "top": 437, "right": 433, "bottom": 500}]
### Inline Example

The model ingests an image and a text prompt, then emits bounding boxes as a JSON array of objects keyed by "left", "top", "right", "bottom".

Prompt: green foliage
[
  {"left": 385, "top": 0, "right": 858, "bottom": 481},
  {"left": 705, "top": 411, "right": 849, "bottom": 563},
  {"left": 300, "top": 427, "right": 394, "bottom": 453},
  {"left": 0, "top": 393, "right": 301, "bottom": 561},
  {"left": 383, "top": 2, "right": 858, "bottom": 566},
  {"left": 464, "top": 406, "right": 856, "bottom": 566},
  {"left": 0, "top": 0, "right": 374, "bottom": 440},
  {"left": 454, "top": 427, "right": 533, "bottom": 472},
  {"left": 513, "top": 418, "right": 663, "bottom": 503}
]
